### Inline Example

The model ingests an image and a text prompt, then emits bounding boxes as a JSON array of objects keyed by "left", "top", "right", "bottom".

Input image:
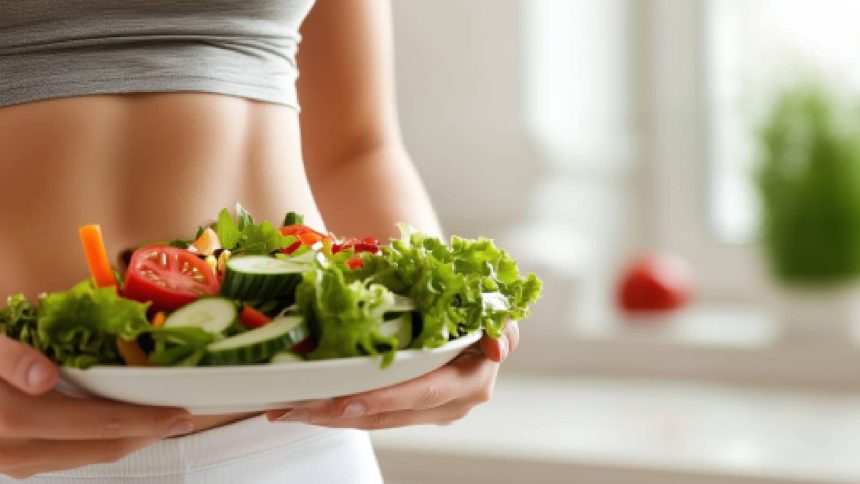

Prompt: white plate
[{"left": 58, "top": 332, "right": 481, "bottom": 415}]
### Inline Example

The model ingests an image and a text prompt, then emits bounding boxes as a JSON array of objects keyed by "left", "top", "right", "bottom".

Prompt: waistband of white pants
[{"left": 39, "top": 415, "right": 341, "bottom": 478}]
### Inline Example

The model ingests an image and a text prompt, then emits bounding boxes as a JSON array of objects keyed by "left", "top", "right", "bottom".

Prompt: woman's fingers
[
  {"left": 289, "top": 399, "right": 476, "bottom": 431},
  {"left": 266, "top": 322, "right": 520, "bottom": 428},
  {"left": 480, "top": 320, "right": 520, "bottom": 363},
  {"left": 0, "top": 436, "right": 158, "bottom": 479},
  {"left": 0, "top": 381, "right": 194, "bottom": 440},
  {"left": 0, "top": 336, "right": 58, "bottom": 395},
  {"left": 0, "top": 374, "right": 190, "bottom": 479},
  {"left": 268, "top": 349, "right": 496, "bottom": 423}
]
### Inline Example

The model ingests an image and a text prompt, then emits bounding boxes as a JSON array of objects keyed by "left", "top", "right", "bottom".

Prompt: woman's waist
[
  {"left": 0, "top": 92, "right": 307, "bottom": 186},
  {"left": 0, "top": 92, "right": 304, "bottom": 169},
  {"left": 0, "top": 93, "right": 324, "bottom": 299}
]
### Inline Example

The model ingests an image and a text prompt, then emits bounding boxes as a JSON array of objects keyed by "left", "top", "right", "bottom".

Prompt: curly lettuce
[
  {"left": 6, "top": 281, "right": 152, "bottom": 369},
  {"left": 351, "top": 227, "right": 542, "bottom": 348},
  {"left": 0, "top": 295, "right": 41, "bottom": 351},
  {"left": 211, "top": 204, "right": 294, "bottom": 255},
  {"left": 297, "top": 261, "right": 400, "bottom": 367}
]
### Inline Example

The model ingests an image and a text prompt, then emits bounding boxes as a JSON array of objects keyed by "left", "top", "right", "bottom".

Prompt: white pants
[{"left": 3, "top": 416, "right": 383, "bottom": 483}]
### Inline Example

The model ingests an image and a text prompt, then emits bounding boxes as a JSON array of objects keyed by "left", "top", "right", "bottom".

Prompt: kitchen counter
[{"left": 374, "top": 373, "right": 860, "bottom": 484}]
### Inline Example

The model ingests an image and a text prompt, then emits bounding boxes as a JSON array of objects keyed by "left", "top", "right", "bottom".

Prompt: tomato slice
[{"left": 123, "top": 245, "right": 220, "bottom": 311}]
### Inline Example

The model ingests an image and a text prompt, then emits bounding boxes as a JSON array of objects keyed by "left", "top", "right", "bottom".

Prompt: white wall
[
  {"left": 391, "top": 0, "right": 644, "bottom": 328},
  {"left": 391, "top": 0, "right": 538, "bottom": 236}
]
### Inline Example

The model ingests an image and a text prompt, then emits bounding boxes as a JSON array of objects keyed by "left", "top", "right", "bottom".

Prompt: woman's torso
[
  {"left": 0, "top": 0, "right": 328, "bottom": 438},
  {"left": 0, "top": 0, "right": 322, "bottom": 300},
  {"left": 0, "top": 93, "right": 324, "bottom": 431}
]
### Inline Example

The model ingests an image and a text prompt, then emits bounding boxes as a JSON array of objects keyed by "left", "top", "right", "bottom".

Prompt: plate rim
[{"left": 60, "top": 331, "right": 482, "bottom": 377}]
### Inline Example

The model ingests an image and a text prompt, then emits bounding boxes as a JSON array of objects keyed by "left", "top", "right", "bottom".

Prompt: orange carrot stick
[
  {"left": 79, "top": 225, "right": 117, "bottom": 288},
  {"left": 151, "top": 311, "right": 166, "bottom": 328},
  {"left": 117, "top": 337, "right": 151, "bottom": 366}
]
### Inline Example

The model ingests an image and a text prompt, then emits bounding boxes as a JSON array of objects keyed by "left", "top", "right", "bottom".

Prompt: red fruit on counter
[{"left": 617, "top": 253, "right": 693, "bottom": 313}]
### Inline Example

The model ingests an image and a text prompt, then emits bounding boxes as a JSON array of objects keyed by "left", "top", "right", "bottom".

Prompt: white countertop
[{"left": 373, "top": 373, "right": 860, "bottom": 484}]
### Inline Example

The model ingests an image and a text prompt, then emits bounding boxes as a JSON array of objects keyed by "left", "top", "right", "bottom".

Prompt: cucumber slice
[
  {"left": 221, "top": 256, "right": 310, "bottom": 300},
  {"left": 206, "top": 316, "right": 308, "bottom": 365},
  {"left": 270, "top": 350, "right": 305, "bottom": 364},
  {"left": 283, "top": 211, "right": 304, "bottom": 226},
  {"left": 177, "top": 348, "right": 207, "bottom": 367},
  {"left": 276, "top": 304, "right": 298, "bottom": 318},
  {"left": 378, "top": 313, "right": 413, "bottom": 350},
  {"left": 389, "top": 295, "right": 416, "bottom": 312},
  {"left": 164, "top": 298, "right": 237, "bottom": 334}
]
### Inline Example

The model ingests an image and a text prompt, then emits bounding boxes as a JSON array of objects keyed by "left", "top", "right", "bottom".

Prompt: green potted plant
[{"left": 757, "top": 83, "right": 860, "bottom": 340}]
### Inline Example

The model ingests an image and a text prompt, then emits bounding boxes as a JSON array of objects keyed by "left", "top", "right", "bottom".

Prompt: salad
[{"left": 0, "top": 205, "right": 541, "bottom": 369}]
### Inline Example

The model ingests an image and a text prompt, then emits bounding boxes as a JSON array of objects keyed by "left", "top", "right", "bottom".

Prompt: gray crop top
[{"left": 0, "top": 0, "right": 316, "bottom": 109}]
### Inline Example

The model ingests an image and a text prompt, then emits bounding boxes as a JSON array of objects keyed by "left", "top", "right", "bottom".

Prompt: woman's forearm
[
  {"left": 296, "top": 0, "right": 441, "bottom": 240},
  {"left": 309, "top": 143, "right": 443, "bottom": 240}
]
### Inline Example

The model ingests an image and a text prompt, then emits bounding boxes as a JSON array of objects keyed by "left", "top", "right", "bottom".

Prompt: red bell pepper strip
[
  {"left": 282, "top": 240, "right": 303, "bottom": 255},
  {"left": 280, "top": 225, "right": 332, "bottom": 254},
  {"left": 239, "top": 304, "right": 273, "bottom": 329},
  {"left": 298, "top": 231, "right": 323, "bottom": 246},
  {"left": 347, "top": 256, "right": 364, "bottom": 270},
  {"left": 331, "top": 236, "right": 379, "bottom": 254},
  {"left": 280, "top": 225, "right": 324, "bottom": 237},
  {"left": 291, "top": 338, "right": 316, "bottom": 354}
]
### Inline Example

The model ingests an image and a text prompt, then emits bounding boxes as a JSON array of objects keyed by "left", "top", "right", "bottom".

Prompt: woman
[{"left": 0, "top": 0, "right": 519, "bottom": 482}]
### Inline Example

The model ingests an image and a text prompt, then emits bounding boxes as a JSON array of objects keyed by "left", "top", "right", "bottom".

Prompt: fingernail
[
  {"left": 166, "top": 419, "right": 194, "bottom": 437},
  {"left": 276, "top": 408, "right": 310, "bottom": 422},
  {"left": 499, "top": 337, "right": 509, "bottom": 361},
  {"left": 341, "top": 402, "right": 366, "bottom": 418},
  {"left": 26, "top": 362, "right": 52, "bottom": 390},
  {"left": 268, "top": 409, "right": 290, "bottom": 421}
]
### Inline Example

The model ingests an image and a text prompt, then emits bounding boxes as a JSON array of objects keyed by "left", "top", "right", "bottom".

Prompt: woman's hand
[
  {"left": 0, "top": 336, "right": 195, "bottom": 479},
  {"left": 266, "top": 321, "right": 520, "bottom": 429}
]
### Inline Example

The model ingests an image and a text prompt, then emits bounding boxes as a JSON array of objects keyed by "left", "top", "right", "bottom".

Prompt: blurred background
[{"left": 371, "top": 1, "right": 860, "bottom": 483}]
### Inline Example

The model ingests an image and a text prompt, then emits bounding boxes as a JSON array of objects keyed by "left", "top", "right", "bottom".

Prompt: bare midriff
[{"left": 0, "top": 92, "right": 326, "bottom": 432}]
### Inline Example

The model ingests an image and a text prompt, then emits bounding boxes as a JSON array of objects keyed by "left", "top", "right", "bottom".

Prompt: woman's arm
[
  {"left": 297, "top": 0, "right": 442, "bottom": 238},
  {"left": 270, "top": 0, "right": 519, "bottom": 430}
]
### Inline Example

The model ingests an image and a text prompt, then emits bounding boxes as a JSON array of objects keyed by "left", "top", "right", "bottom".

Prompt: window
[
  {"left": 645, "top": 0, "right": 860, "bottom": 298},
  {"left": 707, "top": 0, "right": 860, "bottom": 243}
]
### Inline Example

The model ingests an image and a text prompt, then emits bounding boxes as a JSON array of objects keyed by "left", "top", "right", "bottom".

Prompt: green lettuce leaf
[
  {"left": 148, "top": 326, "right": 218, "bottom": 366},
  {"left": 240, "top": 220, "right": 291, "bottom": 255},
  {"left": 212, "top": 208, "right": 241, "bottom": 248},
  {"left": 297, "top": 263, "right": 399, "bottom": 367},
  {"left": 351, "top": 228, "right": 542, "bottom": 347},
  {"left": 235, "top": 203, "right": 255, "bottom": 230},
  {"left": 0, "top": 295, "right": 42, "bottom": 351},
  {"left": 210, "top": 205, "right": 292, "bottom": 255},
  {"left": 37, "top": 281, "right": 151, "bottom": 368}
]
